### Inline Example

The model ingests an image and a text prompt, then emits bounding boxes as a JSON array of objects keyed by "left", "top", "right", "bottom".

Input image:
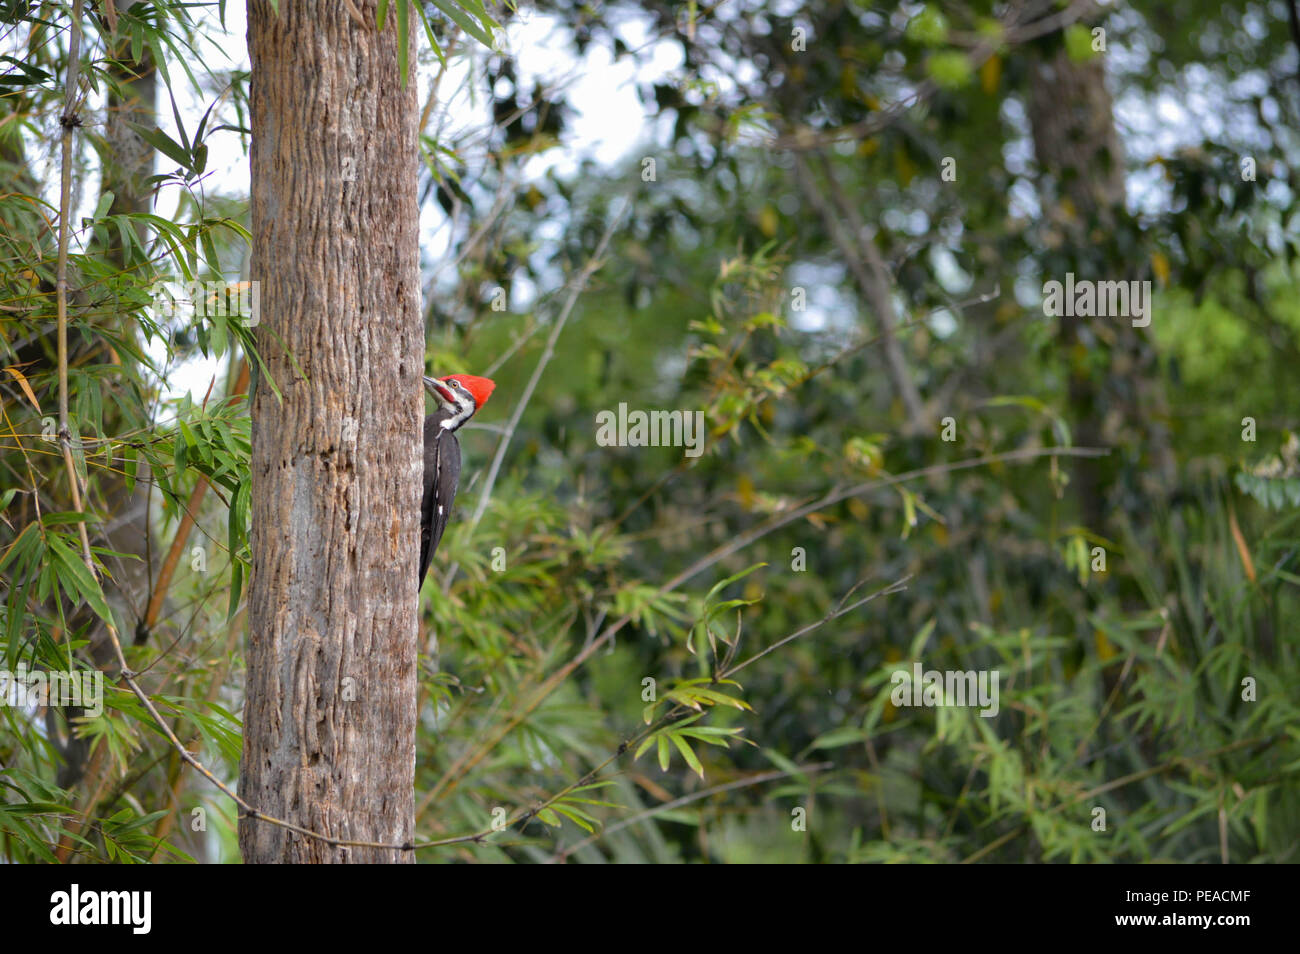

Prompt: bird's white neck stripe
[{"left": 440, "top": 400, "right": 475, "bottom": 430}]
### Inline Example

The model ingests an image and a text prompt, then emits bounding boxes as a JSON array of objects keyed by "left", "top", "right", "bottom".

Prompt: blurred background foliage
[{"left": 1, "top": 0, "right": 1297, "bottom": 862}]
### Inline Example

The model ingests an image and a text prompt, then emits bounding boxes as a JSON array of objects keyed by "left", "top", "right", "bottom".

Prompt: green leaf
[
  {"left": 410, "top": 0, "right": 446, "bottom": 66},
  {"left": 396, "top": 0, "right": 410, "bottom": 87},
  {"left": 123, "top": 446, "right": 138, "bottom": 494},
  {"left": 0, "top": 521, "right": 37, "bottom": 579},
  {"left": 430, "top": 0, "right": 496, "bottom": 49},
  {"left": 125, "top": 122, "right": 194, "bottom": 172},
  {"left": 907, "top": 618, "right": 936, "bottom": 659},
  {"left": 535, "top": 807, "right": 561, "bottom": 826},
  {"left": 762, "top": 748, "right": 808, "bottom": 782},
  {"left": 40, "top": 511, "right": 102, "bottom": 526},
  {"left": 678, "top": 725, "right": 742, "bottom": 744},
  {"left": 906, "top": 7, "right": 948, "bottom": 46},
  {"left": 229, "top": 478, "right": 249, "bottom": 560},
  {"left": 811, "top": 726, "right": 868, "bottom": 749},
  {"left": 47, "top": 533, "right": 114, "bottom": 627},
  {"left": 92, "top": 191, "right": 115, "bottom": 221},
  {"left": 926, "top": 51, "right": 973, "bottom": 90},
  {"left": 671, "top": 732, "right": 705, "bottom": 778},
  {"left": 703, "top": 562, "right": 766, "bottom": 605},
  {"left": 550, "top": 804, "right": 596, "bottom": 833},
  {"left": 1064, "top": 24, "right": 1096, "bottom": 62}
]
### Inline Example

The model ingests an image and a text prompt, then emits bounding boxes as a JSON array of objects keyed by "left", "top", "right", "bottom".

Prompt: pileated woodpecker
[{"left": 420, "top": 373, "right": 496, "bottom": 587}]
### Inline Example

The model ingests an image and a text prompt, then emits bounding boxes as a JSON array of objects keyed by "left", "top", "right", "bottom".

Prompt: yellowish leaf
[
  {"left": 1227, "top": 502, "right": 1257, "bottom": 585},
  {"left": 736, "top": 473, "right": 754, "bottom": 510},
  {"left": 1151, "top": 250, "right": 1171, "bottom": 287},
  {"left": 894, "top": 144, "right": 917, "bottom": 186},
  {"left": 980, "top": 55, "right": 1002, "bottom": 94},
  {"left": 3, "top": 366, "right": 41, "bottom": 415}
]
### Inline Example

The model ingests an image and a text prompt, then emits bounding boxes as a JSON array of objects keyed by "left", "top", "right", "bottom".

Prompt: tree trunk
[
  {"left": 54, "top": 12, "right": 160, "bottom": 791},
  {"left": 1027, "top": 43, "right": 1175, "bottom": 533},
  {"left": 240, "top": 0, "right": 421, "bottom": 864},
  {"left": 97, "top": 7, "right": 158, "bottom": 650}
]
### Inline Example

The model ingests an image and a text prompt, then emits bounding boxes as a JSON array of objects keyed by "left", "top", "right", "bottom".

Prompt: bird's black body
[
  {"left": 418, "top": 373, "right": 493, "bottom": 589},
  {"left": 418, "top": 408, "right": 462, "bottom": 587}
]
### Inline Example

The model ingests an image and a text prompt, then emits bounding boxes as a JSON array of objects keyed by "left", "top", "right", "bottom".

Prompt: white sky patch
[
  {"left": 930, "top": 246, "right": 972, "bottom": 296},
  {"left": 926, "top": 307, "right": 957, "bottom": 339},
  {"left": 786, "top": 262, "right": 853, "bottom": 334}
]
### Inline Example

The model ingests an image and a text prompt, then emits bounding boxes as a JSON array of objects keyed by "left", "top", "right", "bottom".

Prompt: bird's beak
[{"left": 423, "top": 375, "right": 455, "bottom": 405}]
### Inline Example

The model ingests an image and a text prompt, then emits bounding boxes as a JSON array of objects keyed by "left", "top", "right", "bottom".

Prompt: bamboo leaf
[
  {"left": 125, "top": 122, "right": 193, "bottom": 172},
  {"left": 2, "top": 366, "right": 41, "bottom": 414},
  {"left": 671, "top": 732, "right": 704, "bottom": 778},
  {"left": 396, "top": 0, "right": 409, "bottom": 87},
  {"left": 430, "top": 0, "right": 496, "bottom": 49},
  {"left": 47, "top": 533, "right": 114, "bottom": 627}
]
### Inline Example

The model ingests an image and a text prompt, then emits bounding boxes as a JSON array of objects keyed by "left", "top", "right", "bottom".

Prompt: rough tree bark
[{"left": 240, "top": 0, "right": 421, "bottom": 864}]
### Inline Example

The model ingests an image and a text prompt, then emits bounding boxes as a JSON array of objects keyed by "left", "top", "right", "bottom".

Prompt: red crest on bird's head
[{"left": 443, "top": 373, "right": 495, "bottom": 409}]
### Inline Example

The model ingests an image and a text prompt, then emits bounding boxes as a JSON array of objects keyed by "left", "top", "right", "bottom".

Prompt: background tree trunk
[
  {"left": 55, "top": 13, "right": 159, "bottom": 792},
  {"left": 1027, "top": 43, "right": 1175, "bottom": 533},
  {"left": 239, "top": 0, "right": 421, "bottom": 864}
]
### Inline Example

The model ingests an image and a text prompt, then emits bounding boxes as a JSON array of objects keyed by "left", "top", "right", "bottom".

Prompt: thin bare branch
[{"left": 440, "top": 197, "right": 631, "bottom": 590}]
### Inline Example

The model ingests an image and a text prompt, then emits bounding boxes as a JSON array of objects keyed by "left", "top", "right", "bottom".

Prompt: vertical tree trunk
[
  {"left": 1027, "top": 43, "right": 1175, "bottom": 533},
  {"left": 1027, "top": 47, "right": 1123, "bottom": 532},
  {"left": 53, "top": 10, "right": 160, "bottom": 793},
  {"left": 97, "top": 6, "right": 158, "bottom": 650},
  {"left": 240, "top": 0, "right": 421, "bottom": 864}
]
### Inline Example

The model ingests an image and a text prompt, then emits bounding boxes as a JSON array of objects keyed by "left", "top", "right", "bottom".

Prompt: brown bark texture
[{"left": 240, "top": 0, "right": 421, "bottom": 864}]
